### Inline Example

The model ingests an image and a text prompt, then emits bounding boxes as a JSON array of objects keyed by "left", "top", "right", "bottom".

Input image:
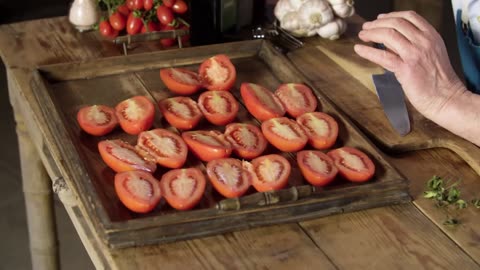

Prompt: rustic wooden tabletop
[{"left": 0, "top": 15, "right": 479, "bottom": 270}]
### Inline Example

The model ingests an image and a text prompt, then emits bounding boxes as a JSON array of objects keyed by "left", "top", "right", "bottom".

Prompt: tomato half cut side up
[
  {"left": 297, "top": 112, "right": 339, "bottom": 150},
  {"left": 182, "top": 130, "right": 232, "bottom": 162},
  {"left": 327, "top": 147, "right": 375, "bottom": 182},
  {"left": 77, "top": 105, "right": 118, "bottom": 136},
  {"left": 115, "top": 170, "right": 161, "bottom": 213},
  {"left": 115, "top": 96, "right": 155, "bottom": 135},
  {"left": 206, "top": 158, "right": 252, "bottom": 198},
  {"left": 136, "top": 129, "right": 188, "bottom": 169},
  {"left": 98, "top": 140, "right": 157, "bottom": 173},
  {"left": 160, "top": 168, "right": 206, "bottom": 210},
  {"left": 250, "top": 154, "right": 291, "bottom": 192},
  {"left": 261, "top": 117, "right": 308, "bottom": 152},
  {"left": 159, "top": 68, "right": 203, "bottom": 95},
  {"left": 240, "top": 83, "right": 285, "bottom": 122},
  {"left": 158, "top": 97, "right": 203, "bottom": 130},
  {"left": 224, "top": 123, "right": 267, "bottom": 159},
  {"left": 199, "top": 54, "right": 236, "bottom": 91},
  {"left": 275, "top": 83, "right": 318, "bottom": 118},
  {"left": 198, "top": 91, "right": 239, "bottom": 125},
  {"left": 297, "top": 150, "right": 338, "bottom": 186}
]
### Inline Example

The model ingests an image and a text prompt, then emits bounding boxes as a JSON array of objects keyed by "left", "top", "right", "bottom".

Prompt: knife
[{"left": 372, "top": 43, "right": 411, "bottom": 136}]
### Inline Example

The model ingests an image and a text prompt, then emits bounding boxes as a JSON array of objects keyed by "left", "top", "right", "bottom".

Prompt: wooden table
[{"left": 1, "top": 15, "right": 479, "bottom": 270}]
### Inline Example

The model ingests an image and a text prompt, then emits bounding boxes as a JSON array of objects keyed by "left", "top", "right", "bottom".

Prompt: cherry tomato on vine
[
  {"left": 144, "top": 0, "right": 154, "bottom": 10},
  {"left": 126, "top": 13, "right": 143, "bottom": 35},
  {"left": 163, "top": 0, "right": 176, "bottom": 8},
  {"left": 160, "top": 24, "right": 176, "bottom": 47},
  {"left": 129, "top": 0, "right": 144, "bottom": 10},
  {"left": 157, "top": 5, "right": 174, "bottom": 25},
  {"left": 117, "top": 4, "right": 130, "bottom": 17},
  {"left": 109, "top": 12, "right": 126, "bottom": 31},
  {"left": 141, "top": 21, "right": 160, "bottom": 33},
  {"left": 99, "top": 20, "right": 119, "bottom": 39},
  {"left": 172, "top": 0, "right": 188, "bottom": 14}
]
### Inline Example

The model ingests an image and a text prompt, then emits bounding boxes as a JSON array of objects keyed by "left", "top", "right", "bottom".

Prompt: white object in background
[
  {"left": 68, "top": 0, "right": 99, "bottom": 32},
  {"left": 452, "top": 0, "right": 480, "bottom": 44}
]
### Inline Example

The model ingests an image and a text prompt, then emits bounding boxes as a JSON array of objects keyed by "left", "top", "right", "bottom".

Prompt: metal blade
[{"left": 372, "top": 71, "right": 411, "bottom": 136}]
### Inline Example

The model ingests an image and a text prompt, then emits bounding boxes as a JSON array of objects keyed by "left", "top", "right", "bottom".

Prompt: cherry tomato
[
  {"left": 98, "top": 140, "right": 157, "bottom": 173},
  {"left": 115, "top": 96, "right": 155, "bottom": 135},
  {"left": 126, "top": 13, "right": 143, "bottom": 35},
  {"left": 198, "top": 91, "right": 239, "bottom": 126},
  {"left": 297, "top": 112, "right": 338, "bottom": 150},
  {"left": 159, "top": 68, "right": 202, "bottom": 95},
  {"left": 136, "top": 129, "right": 188, "bottom": 169},
  {"left": 250, "top": 154, "right": 291, "bottom": 192},
  {"left": 77, "top": 105, "right": 118, "bottom": 136},
  {"left": 109, "top": 12, "right": 126, "bottom": 31},
  {"left": 172, "top": 0, "right": 188, "bottom": 14},
  {"left": 129, "top": 0, "right": 144, "bottom": 10},
  {"left": 163, "top": 0, "right": 176, "bottom": 8},
  {"left": 206, "top": 158, "right": 252, "bottom": 198},
  {"left": 182, "top": 130, "right": 232, "bottom": 162},
  {"left": 117, "top": 4, "right": 131, "bottom": 17},
  {"left": 224, "top": 123, "right": 267, "bottom": 159},
  {"left": 327, "top": 147, "right": 375, "bottom": 182},
  {"left": 144, "top": 0, "right": 154, "bottom": 10},
  {"left": 275, "top": 83, "right": 317, "bottom": 118},
  {"left": 99, "top": 20, "right": 119, "bottom": 39},
  {"left": 178, "top": 24, "right": 190, "bottom": 43},
  {"left": 297, "top": 150, "right": 338, "bottom": 187},
  {"left": 199, "top": 54, "right": 236, "bottom": 91},
  {"left": 141, "top": 21, "right": 160, "bottom": 33},
  {"left": 158, "top": 97, "right": 202, "bottom": 130},
  {"left": 157, "top": 5, "right": 174, "bottom": 25},
  {"left": 240, "top": 83, "right": 285, "bottom": 121},
  {"left": 126, "top": 0, "right": 135, "bottom": 10},
  {"left": 160, "top": 168, "right": 206, "bottom": 210},
  {"left": 261, "top": 117, "right": 308, "bottom": 152},
  {"left": 160, "top": 24, "right": 176, "bottom": 47},
  {"left": 115, "top": 170, "right": 161, "bottom": 213}
]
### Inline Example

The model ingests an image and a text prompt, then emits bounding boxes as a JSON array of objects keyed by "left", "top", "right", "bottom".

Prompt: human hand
[{"left": 354, "top": 11, "right": 466, "bottom": 119}]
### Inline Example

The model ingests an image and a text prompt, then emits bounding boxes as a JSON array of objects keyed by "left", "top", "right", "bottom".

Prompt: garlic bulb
[
  {"left": 326, "top": 0, "right": 354, "bottom": 5},
  {"left": 297, "top": 0, "right": 334, "bottom": 30},
  {"left": 288, "top": 0, "right": 310, "bottom": 10},
  {"left": 331, "top": 3, "right": 355, "bottom": 18},
  {"left": 317, "top": 18, "right": 347, "bottom": 40},
  {"left": 280, "top": 11, "right": 303, "bottom": 33},
  {"left": 274, "top": 0, "right": 295, "bottom": 21}
]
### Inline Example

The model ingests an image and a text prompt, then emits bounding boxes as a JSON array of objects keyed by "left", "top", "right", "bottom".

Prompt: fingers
[
  {"left": 376, "top": 11, "right": 435, "bottom": 33},
  {"left": 362, "top": 17, "right": 424, "bottom": 44},
  {"left": 353, "top": 44, "right": 402, "bottom": 72},
  {"left": 358, "top": 27, "right": 413, "bottom": 58}
]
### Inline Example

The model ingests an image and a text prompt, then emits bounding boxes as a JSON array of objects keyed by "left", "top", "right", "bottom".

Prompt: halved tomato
[
  {"left": 206, "top": 158, "right": 252, "bottom": 198},
  {"left": 224, "top": 123, "right": 267, "bottom": 159},
  {"left": 114, "top": 170, "right": 161, "bottom": 213},
  {"left": 158, "top": 97, "right": 203, "bottom": 130},
  {"left": 327, "top": 147, "right": 375, "bottom": 182},
  {"left": 198, "top": 91, "right": 239, "bottom": 125},
  {"left": 115, "top": 96, "right": 155, "bottom": 135},
  {"left": 98, "top": 140, "right": 157, "bottom": 173},
  {"left": 240, "top": 83, "right": 285, "bottom": 121},
  {"left": 159, "top": 68, "right": 203, "bottom": 95},
  {"left": 297, "top": 150, "right": 338, "bottom": 186},
  {"left": 77, "top": 105, "right": 118, "bottom": 136},
  {"left": 297, "top": 112, "right": 338, "bottom": 150},
  {"left": 275, "top": 83, "right": 318, "bottom": 118},
  {"left": 249, "top": 154, "right": 291, "bottom": 192},
  {"left": 199, "top": 54, "right": 236, "bottom": 91},
  {"left": 261, "top": 117, "right": 308, "bottom": 152},
  {"left": 182, "top": 130, "right": 232, "bottom": 162},
  {"left": 160, "top": 168, "right": 206, "bottom": 210},
  {"left": 136, "top": 129, "right": 188, "bottom": 169}
]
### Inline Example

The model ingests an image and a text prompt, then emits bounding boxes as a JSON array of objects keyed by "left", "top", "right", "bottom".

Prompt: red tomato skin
[
  {"left": 178, "top": 24, "right": 190, "bottom": 43},
  {"left": 163, "top": 0, "right": 176, "bottom": 8},
  {"left": 240, "top": 83, "right": 286, "bottom": 122},
  {"left": 160, "top": 168, "right": 206, "bottom": 210},
  {"left": 172, "top": 0, "right": 188, "bottom": 14},
  {"left": 99, "top": 21, "right": 119, "bottom": 39},
  {"left": 182, "top": 130, "right": 232, "bottom": 162},
  {"left": 198, "top": 91, "right": 239, "bottom": 126},
  {"left": 297, "top": 150, "right": 338, "bottom": 186},
  {"left": 130, "top": 0, "right": 144, "bottom": 10},
  {"left": 126, "top": 13, "right": 143, "bottom": 35},
  {"left": 224, "top": 123, "right": 267, "bottom": 159},
  {"left": 297, "top": 112, "right": 339, "bottom": 150},
  {"left": 160, "top": 24, "right": 176, "bottom": 47},
  {"left": 275, "top": 83, "right": 318, "bottom": 118},
  {"left": 144, "top": 0, "right": 154, "bottom": 10},
  {"left": 158, "top": 97, "right": 203, "bottom": 130},
  {"left": 109, "top": 12, "right": 126, "bottom": 31},
  {"left": 141, "top": 21, "right": 160, "bottom": 33},
  {"left": 199, "top": 54, "right": 237, "bottom": 91},
  {"left": 98, "top": 140, "right": 157, "bottom": 173},
  {"left": 117, "top": 4, "right": 131, "bottom": 16},
  {"left": 115, "top": 170, "right": 161, "bottom": 213},
  {"left": 250, "top": 154, "right": 291, "bottom": 192},
  {"left": 261, "top": 117, "right": 308, "bottom": 152},
  {"left": 157, "top": 5, "right": 174, "bottom": 25},
  {"left": 159, "top": 68, "right": 202, "bottom": 95},
  {"left": 327, "top": 147, "right": 375, "bottom": 183},
  {"left": 115, "top": 96, "right": 155, "bottom": 135},
  {"left": 136, "top": 129, "right": 188, "bottom": 169},
  {"left": 77, "top": 105, "right": 118, "bottom": 136},
  {"left": 206, "top": 158, "right": 251, "bottom": 198}
]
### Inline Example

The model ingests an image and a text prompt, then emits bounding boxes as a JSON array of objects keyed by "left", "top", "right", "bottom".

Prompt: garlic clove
[
  {"left": 331, "top": 3, "right": 355, "bottom": 18},
  {"left": 274, "top": 0, "right": 296, "bottom": 21},
  {"left": 316, "top": 18, "right": 347, "bottom": 40}
]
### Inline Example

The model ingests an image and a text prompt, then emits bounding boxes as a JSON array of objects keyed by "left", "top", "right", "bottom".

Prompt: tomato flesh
[
  {"left": 297, "top": 150, "right": 338, "bottom": 186},
  {"left": 297, "top": 112, "right": 338, "bottom": 150},
  {"left": 115, "top": 170, "right": 161, "bottom": 213},
  {"left": 249, "top": 154, "right": 291, "bottom": 192},
  {"left": 199, "top": 54, "right": 236, "bottom": 91},
  {"left": 77, "top": 105, "right": 118, "bottom": 136},
  {"left": 160, "top": 168, "right": 206, "bottom": 210},
  {"left": 182, "top": 130, "right": 232, "bottom": 162},
  {"left": 206, "top": 158, "right": 252, "bottom": 198},
  {"left": 275, "top": 83, "right": 318, "bottom": 118},
  {"left": 327, "top": 147, "right": 375, "bottom": 182},
  {"left": 240, "top": 83, "right": 285, "bottom": 121},
  {"left": 224, "top": 123, "right": 267, "bottom": 159},
  {"left": 261, "top": 117, "right": 308, "bottom": 152},
  {"left": 98, "top": 140, "right": 157, "bottom": 173},
  {"left": 160, "top": 68, "right": 202, "bottom": 95},
  {"left": 158, "top": 97, "right": 202, "bottom": 130},
  {"left": 136, "top": 129, "right": 188, "bottom": 169},
  {"left": 198, "top": 91, "right": 239, "bottom": 125},
  {"left": 115, "top": 96, "right": 155, "bottom": 135}
]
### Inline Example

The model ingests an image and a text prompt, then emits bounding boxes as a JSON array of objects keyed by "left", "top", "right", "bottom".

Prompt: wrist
[{"left": 421, "top": 76, "right": 467, "bottom": 120}]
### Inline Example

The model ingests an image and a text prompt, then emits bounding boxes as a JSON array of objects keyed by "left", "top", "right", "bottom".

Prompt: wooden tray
[{"left": 31, "top": 39, "right": 410, "bottom": 249}]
